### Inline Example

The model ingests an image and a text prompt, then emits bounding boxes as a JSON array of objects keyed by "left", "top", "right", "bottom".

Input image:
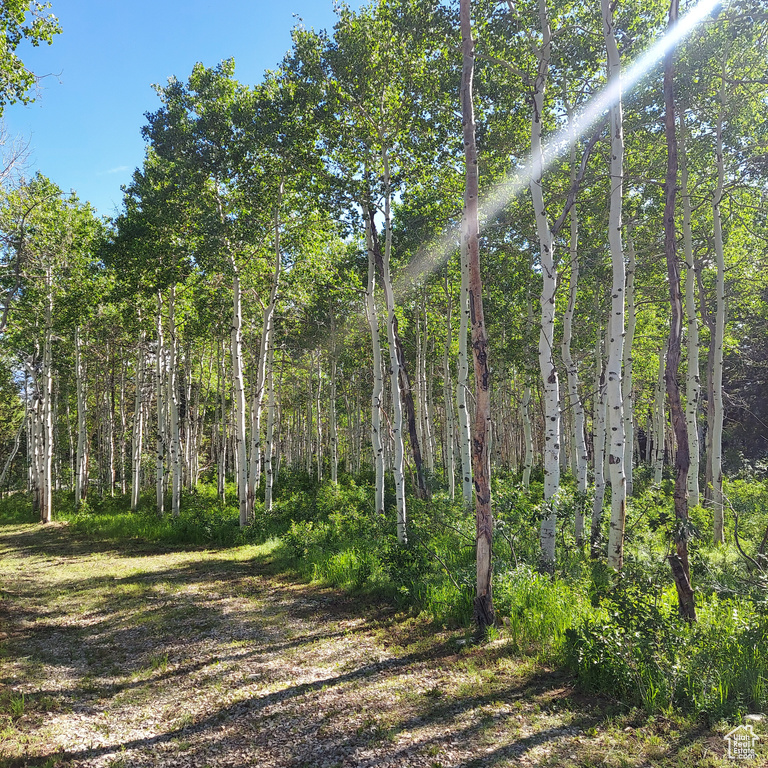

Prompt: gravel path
[{"left": 0, "top": 522, "right": 736, "bottom": 768}]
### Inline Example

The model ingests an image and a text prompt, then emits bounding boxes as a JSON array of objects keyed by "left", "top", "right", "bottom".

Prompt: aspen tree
[
  {"left": 679, "top": 114, "right": 701, "bottom": 507},
  {"left": 622, "top": 231, "right": 637, "bottom": 497},
  {"left": 369, "top": 208, "right": 407, "bottom": 542},
  {"left": 75, "top": 326, "right": 88, "bottom": 507},
  {"left": 602, "top": 0, "right": 627, "bottom": 570},
  {"left": 663, "top": 0, "right": 696, "bottom": 620},
  {"left": 560, "top": 123, "right": 587, "bottom": 540},
  {"left": 530, "top": 0, "right": 560, "bottom": 571},
  {"left": 265, "top": 345, "right": 277, "bottom": 511},
  {"left": 442, "top": 271, "right": 456, "bottom": 500},
  {"left": 131, "top": 331, "right": 145, "bottom": 511},
  {"left": 168, "top": 286, "right": 182, "bottom": 518},
  {"left": 365, "top": 213, "right": 386, "bottom": 515},
  {"left": 155, "top": 291, "right": 166, "bottom": 517},
  {"left": 460, "top": 0, "right": 494, "bottom": 633},
  {"left": 230, "top": 259, "right": 248, "bottom": 528},
  {"left": 711, "top": 52, "right": 728, "bottom": 545},
  {"left": 456, "top": 236, "right": 473, "bottom": 507}
]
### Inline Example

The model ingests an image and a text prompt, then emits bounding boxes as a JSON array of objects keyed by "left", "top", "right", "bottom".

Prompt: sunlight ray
[{"left": 395, "top": 0, "right": 721, "bottom": 299}]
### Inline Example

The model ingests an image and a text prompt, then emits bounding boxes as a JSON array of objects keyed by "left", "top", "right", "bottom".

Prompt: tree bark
[
  {"left": 680, "top": 113, "right": 701, "bottom": 507},
  {"left": 364, "top": 212, "right": 386, "bottom": 515},
  {"left": 75, "top": 326, "right": 88, "bottom": 507},
  {"left": 623, "top": 230, "right": 637, "bottom": 497},
  {"left": 663, "top": 0, "right": 696, "bottom": 621},
  {"left": 230, "top": 262, "right": 248, "bottom": 528},
  {"left": 442, "top": 273, "right": 456, "bottom": 500},
  {"left": 461, "top": 0, "right": 494, "bottom": 634},
  {"left": 168, "top": 286, "right": 182, "bottom": 518},
  {"left": 155, "top": 291, "right": 166, "bottom": 517},
  {"left": 602, "top": 0, "right": 627, "bottom": 570},
  {"left": 131, "top": 331, "right": 145, "bottom": 511},
  {"left": 456, "top": 234, "right": 474, "bottom": 508},
  {"left": 711, "top": 55, "right": 727, "bottom": 544},
  {"left": 530, "top": 0, "right": 560, "bottom": 572}
]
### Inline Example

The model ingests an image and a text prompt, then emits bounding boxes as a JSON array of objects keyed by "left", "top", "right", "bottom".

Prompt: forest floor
[{"left": 0, "top": 521, "right": 750, "bottom": 768}]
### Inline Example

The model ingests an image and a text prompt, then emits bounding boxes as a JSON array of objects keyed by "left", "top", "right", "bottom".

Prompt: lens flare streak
[{"left": 396, "top": 0, "right": 721, "bottom": 298}]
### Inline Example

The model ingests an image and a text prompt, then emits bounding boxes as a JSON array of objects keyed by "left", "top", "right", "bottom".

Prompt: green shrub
[
  {"left": 494, "top": 565, "right": 589, "bottom": 658},
  {"left": 565, "top": 574, "right": 768, "bottom": 721}
]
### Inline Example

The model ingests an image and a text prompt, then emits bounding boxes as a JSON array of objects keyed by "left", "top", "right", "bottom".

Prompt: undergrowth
[{"left": 1, "top": 467, "right": 767, "bottom": 723}]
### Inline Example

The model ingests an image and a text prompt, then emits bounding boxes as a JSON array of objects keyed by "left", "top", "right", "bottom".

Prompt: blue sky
[{"left": 5, "top": 0, "right": 362, "bottom": 219}]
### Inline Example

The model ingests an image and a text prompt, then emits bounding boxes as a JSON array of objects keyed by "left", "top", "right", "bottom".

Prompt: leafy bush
[
  {"left": 565, "top": 573, "right": 768, "bottom": 721},
  {"left": 494, "top": 565, "right": 589, "bottom": 658}
]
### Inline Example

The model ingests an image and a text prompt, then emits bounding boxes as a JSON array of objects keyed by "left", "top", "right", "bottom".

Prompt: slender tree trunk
[
  {"left": 711, "top": 58, "right": 727, "bottom": 544},
  {"left": 369, "top": 206, "right": 407, "bottom": 541},
  {"left": 40, "top": 272, "right": 53, "bottom": 523},
  {"left": 119, "top": 360, "right": 127, "bottom": 495},
  {"left": 623, "top": 230, "right": 637, "bottom": 497},
  {"left": 330, "top": 316, "right": 338, "bottom": 486},
  {"left": 168, "top": 286, "right": 182, "bottom": 518},
  {"left": 663, "top": 0, "right": 696, "bottom": 620},
  {"left": 654, "top": 346, "right": 666, "bottom": 484},
  {"left": 591, "top": 338, "right": 607, "bottom": 556},
  {"left": 316, "top": 352, "right": 323, "bottom": 483},
  {"left": 457, "top": 237, "right": 473, "bottom": 508},
  {"left": 680, "top": 113, "right": 701, "bottom": 507},
  {"left": 218, "top": 335, "right": 227, "bottom": 503},
  {"left": 108, "top": 353, "right": 115, "bottom": 496},
  {"left": 530, "top": 0, "right": 560, "bottom": 572},
  {"left": 461, "top": 0, "right": 494, "bottom": 633},
  {"left": 131, "top": 332, "right": 145, "bottom": 511},
  {"left": 365, "top": 213, "right": 386, "bottom": 515},
  {"left": 155, "top": 291, "right": 166, "bottom": 517},
  {"left": 265, "top": 345, "right": 276, "bottom": 512},
  {"left": 0, "top": 412, "right": 25, "bottom": 490},
  {"left": 521, "top": 385, "right": 533, "bottom": 488},
  {"left": 231, "top": 263, "right": 248, "bottom": 528},
  {"left": 442, "top": 272, "right": 456, "bottom": 500},
  {"left": 561, "top": 149, "right": 587, "bottom": 540},
  {"left": 249, "top": 182, "right": 283, "bottom": 514},
  {"left": 75, "top": 326, "right": 88, "bottom": 507},
  {"left": 603, "top": 0, "right": 627, "bottom": 570}
]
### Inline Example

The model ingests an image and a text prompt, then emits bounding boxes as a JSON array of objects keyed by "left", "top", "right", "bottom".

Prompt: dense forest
[{"left": 2, "top": 0, "right": 768, "bottom": 730}]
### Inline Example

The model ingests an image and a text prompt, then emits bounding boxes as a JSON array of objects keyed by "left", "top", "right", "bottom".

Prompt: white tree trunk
[
  {"left": 456, "top": 239, "right": 473, "bottom": 508},
  {"left": 330, "top": 319, "right": 338, "bottom": 486},
  {"left": 711, "top": 72, "right": 726, "bottom": 544},
  {"left": 155, "top": 292, "right": 166, "bottom": 516},
  {"left": 591, "top": 338, "right": 607, "bottom": 552},
  {"left": 654, "top": 346, "right": 666, "bottom": 484},
  {"left": 560, "top": 171, "right": 587, "bottom": 540},
  {"left": 530, "top": 0, "right": 559, "bottom": 570},
  {"left": 265, "top": 345, "right": 276, "bottom": 512},
  {"left": 602, "top": 0, "right": 627, "bottom": 570},
  {"left": 231, "top": 265, "right": 248, "bottom": 528},
  {"left": 365, "top": 213, "right": 386, "bottom": 515},
  {"left": 316, "top": 353, "right": 323, "bottom": 482},
  {"left": 623, "top": 231, "right": 637, "bottom": 497},
  {"left": 378, "top": 152, "right": 407, "bottom": 542},
  {"left": 249, "top": 182, "right": 283, "bottom": 513},
  {"left": 40, "top": 272, "right": 53, "bottom": 523},
  {"left": 442, "top": 273, "right": 455, "bottom": 500},
  {"left": 680, "top": 114, "right": 701, "bottom": 507},
  {"left": 131, "top": 332, "right": 145, "bottom": 511},
  {"left": 521, "top": 386, "right": 533, "bottom": 488},
  {"left": 168, "top": 286, "right": 182, "bottom": 518},
  {"left": 217, "top": 336, "right": 227, "bottom": 503},
  {"left": 75, "top": 326, "right": 88, "bottom": 507}
]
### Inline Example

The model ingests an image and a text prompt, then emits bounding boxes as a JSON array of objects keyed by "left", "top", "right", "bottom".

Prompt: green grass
[{"left": 3, "top": 469, "right": 768, "bottom": 728}]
